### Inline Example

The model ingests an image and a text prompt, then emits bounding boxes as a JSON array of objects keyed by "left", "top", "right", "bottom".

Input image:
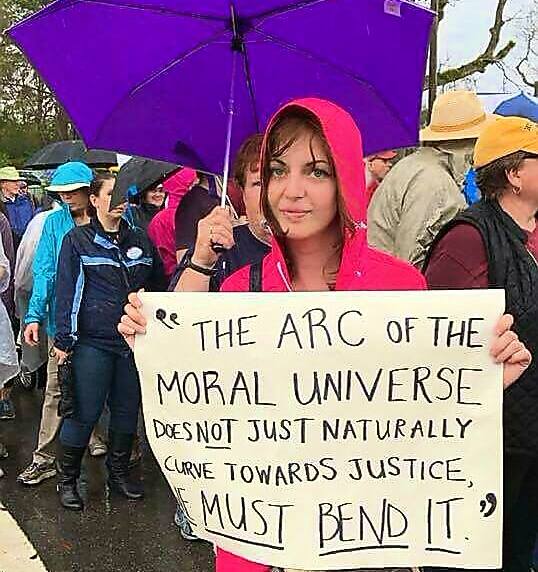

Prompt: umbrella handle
[{"left": 211, "top": 242, "right": 226, "bottom": 254}]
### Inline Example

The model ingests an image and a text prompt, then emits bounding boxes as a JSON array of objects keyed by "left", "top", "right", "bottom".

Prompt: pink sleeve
[
  {"left": 147, "top": 217, "right": 162, "bottom": 253},
  {"left": 148, "top": 213, "right": 176, "bottom": 277},
  {"left": 216, "top": 548, "right": 271, "bottom": 572}
]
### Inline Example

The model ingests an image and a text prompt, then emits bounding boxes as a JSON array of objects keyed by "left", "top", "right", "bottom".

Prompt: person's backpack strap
[{"left": 249, "top": 261, "right": 262, "bottom": 292}]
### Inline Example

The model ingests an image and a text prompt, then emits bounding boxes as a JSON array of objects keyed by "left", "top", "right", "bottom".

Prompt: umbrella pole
[
  {"left": 220, "top": 2, "right": 242, "bottom": 209},
  {"left": 220, "top": 48, "right": 238, "bottom": 209}
]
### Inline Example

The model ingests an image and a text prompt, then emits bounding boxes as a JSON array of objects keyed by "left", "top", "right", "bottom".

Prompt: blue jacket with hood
[
  {"left": 54, "top": 217, "right": 166, "bottom": 355},
  {"left": 25, "top": 203, "right": 74, "bottom": 337},
  {"left": 4, "top": 193, "right": 34, "bottom": 240}
]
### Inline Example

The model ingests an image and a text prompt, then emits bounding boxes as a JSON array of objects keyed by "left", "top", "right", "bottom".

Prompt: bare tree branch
[
  {"left": 438, "top": 0, "right": 450, "bottom": 22},
  {"left": 515, "top": 35, "right": 535, "bottom": 89},
  {"left": 425, "top": 0, "right": 515, "bottom": 88},
  {"left": 512, "top": 7, "right": 537, "bottom": 94}
]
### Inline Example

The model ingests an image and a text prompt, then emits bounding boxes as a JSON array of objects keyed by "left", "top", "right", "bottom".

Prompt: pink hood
[
  {"left": 222, "top": 98, "right": 425, "bottom": 295},
  {"left": 270, "top": 97, "right": 367, "bottom": 225},
  {"left": 217, "top": 99, "right": 425, "bottom": 572},
  {"left": 147, "top": 167, "right": 197, "bottom": 277},
  {"left": 162, "top": 167, "right": 197, "bottom": 210}
]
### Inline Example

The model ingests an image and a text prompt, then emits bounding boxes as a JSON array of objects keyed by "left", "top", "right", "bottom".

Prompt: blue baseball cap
[{"left": 47, "top": 161, "right": 94, "bottom": 193}]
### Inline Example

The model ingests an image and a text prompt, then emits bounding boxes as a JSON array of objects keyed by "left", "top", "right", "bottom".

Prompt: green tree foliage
[{"left": 0, "top": 0, "right": 72, "bottom": 165}]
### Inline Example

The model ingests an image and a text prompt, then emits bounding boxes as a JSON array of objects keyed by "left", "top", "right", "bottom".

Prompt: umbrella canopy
[
  {"left": 9, "top": 0, "right": 434, "bottom": 175},
  {"left": 494, "top": 93, "right": 538, "bottom": 122},
  {"left": 112, "top": 156, "right": 178, "bottom": 206},
  {"left": 24, "top": 140, "right": 118, "bottom": 169},
  {"left": 84, "top": 148, "right": 118, "bottom": 168}
]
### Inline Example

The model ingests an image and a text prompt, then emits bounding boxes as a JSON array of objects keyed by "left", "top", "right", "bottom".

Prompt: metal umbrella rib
[
  {"left": 251, "top": 0, "right": 331, "bottom": 26},
  {"left": 83, "top": 0, "right": 227, "bottom": 20}
]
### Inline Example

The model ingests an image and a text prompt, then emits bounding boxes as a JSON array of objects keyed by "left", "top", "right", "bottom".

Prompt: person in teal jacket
[
  {"left": 18, "top": 162, "right": 106, "bottom": 487},
  {"left": 24, "top": 201, "right": 78, "bottom": 335}
]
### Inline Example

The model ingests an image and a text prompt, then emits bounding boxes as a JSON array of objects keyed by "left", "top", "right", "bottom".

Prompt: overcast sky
[{"left": 436, "top": 0, "right": 536, "bottom": 100}]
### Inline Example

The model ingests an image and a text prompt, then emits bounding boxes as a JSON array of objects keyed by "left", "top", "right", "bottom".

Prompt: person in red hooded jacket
[
  {"left": 119, "top": 98, "right": 531, "bottom": 572},
  {"left": 147, "top": 167, "right": 198, "bottom": 279}
]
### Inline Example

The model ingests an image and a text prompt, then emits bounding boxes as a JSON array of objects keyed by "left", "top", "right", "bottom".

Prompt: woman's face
[
  {"left": 90, "top": 179, "right": 126, "bottom": 220},
  {"left": 144, "top": 185, "right": 165, "bottom": 207},
  {"left": 1, "top": 180, "right": 20, "bottom": 199},
  {"left": 58, "top": 189, "right": 89, "bottom": 215},
  {"left": 267, "top": 129, "right": 337, "bottom": 241},
  {"left": 367, "top": 155, "right": 394, "bottom": 181}
]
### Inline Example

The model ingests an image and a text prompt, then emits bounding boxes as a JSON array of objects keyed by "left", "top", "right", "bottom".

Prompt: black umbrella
[
  {"left": 111, "top": 156, "right": 178, "bottom": 209},
  {"left": 83, "top": 149, "right": 118, "bottom": 168},
  {"left": 24, "top": 140, "right": 117, "bottom": 169}
]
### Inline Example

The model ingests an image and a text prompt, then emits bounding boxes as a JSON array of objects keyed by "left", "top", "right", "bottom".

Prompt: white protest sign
[{"left": 134, "top": 290, "right": 504, "bottom": 570}]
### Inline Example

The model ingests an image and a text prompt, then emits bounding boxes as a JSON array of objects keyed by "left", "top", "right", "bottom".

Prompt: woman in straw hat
[
  {"left": 367, "top": 90, "right": 495, "bottom": 269},
  {"left": 424, "top": 116, "right": 538, "bottom": 572}
]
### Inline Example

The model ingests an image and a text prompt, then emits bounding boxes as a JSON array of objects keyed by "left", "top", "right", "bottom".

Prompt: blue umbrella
[{"left": 494, "top": 93, "right": 538, "bottom": 122}]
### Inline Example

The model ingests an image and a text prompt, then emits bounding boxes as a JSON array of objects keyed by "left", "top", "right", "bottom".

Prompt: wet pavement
[{"left": 0, "top": 385, "right": 213, "bottom": 572}]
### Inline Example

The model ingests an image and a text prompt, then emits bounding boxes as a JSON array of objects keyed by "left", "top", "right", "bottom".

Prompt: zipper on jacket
[
  {"left": 526, "top": 248, "right": 538, "bottom": 268},
  {"left": 116, "top": 249, "right": 132, "bottom": 292},
  {"left": 104, "top": 239, "right": 133, "bottom": 292},
  {"left": 276, "top": 261, "right": 293, "bottom": 292}
]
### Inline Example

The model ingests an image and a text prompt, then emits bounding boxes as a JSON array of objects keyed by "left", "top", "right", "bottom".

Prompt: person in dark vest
[{"left": 424, "top": 116, "right": 538, "bottom": 572}]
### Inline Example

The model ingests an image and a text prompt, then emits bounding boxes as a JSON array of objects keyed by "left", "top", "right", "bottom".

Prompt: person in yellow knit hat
[{"left": 423, "top": 115, "right": 538, "bottom": 572}]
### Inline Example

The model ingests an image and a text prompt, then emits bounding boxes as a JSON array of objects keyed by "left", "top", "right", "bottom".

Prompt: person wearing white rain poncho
[
  {"left": 14, "top": 205, "right": 59, "bottom": 378},
  {"left": 0, "top": 234, "right": 18, "bottom": 385},
  {"left": 0, "top": 232, "right": 20, "bottom": 475}
]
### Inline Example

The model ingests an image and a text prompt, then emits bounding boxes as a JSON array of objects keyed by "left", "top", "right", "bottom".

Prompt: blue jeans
[{"left": 60, "top": 344, "right": 140, "bottom": 448}]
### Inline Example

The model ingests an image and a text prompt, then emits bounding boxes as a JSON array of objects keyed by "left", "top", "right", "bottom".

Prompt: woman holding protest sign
[{"left": 118, "top": 99, "right": 531, "bottom": 572}]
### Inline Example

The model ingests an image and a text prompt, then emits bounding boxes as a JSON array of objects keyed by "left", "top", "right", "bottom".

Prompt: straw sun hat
[
  {"left": 0, "top": 166, "right": 22, "bottom": 181},
  {"left": 420, "top": 90, "right": 495, "bottom": 142}
]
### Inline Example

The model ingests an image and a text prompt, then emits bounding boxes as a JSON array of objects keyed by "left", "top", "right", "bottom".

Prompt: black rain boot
[
  {"left": 106, "top": 431, "right": 144, "bottom": 500},
  {"left": 57, "top": 445, "right": 85, "bottom": 511}
]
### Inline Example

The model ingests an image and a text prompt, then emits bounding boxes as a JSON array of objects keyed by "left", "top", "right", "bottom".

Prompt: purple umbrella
[{"left": 9, "top": 0, "right": 434, "bottom": 204}]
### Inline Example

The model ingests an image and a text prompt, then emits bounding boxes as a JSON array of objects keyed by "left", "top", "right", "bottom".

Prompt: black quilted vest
[{"left": 425, "top": 199, "right": 538, "bottom": 457}]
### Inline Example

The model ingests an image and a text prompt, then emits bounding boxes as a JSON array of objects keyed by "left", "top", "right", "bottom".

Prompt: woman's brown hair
[
  {"left": 233, "top": 133, "right": 263, "bottom": 190},
  {"left": 87, "top": 172, "right": 115, "bottom": 218},
  {"left": 475, "top": 151, "right": 536, "bottom": 200},
  {"left": 260, "top": 106, "right": 355, "bottom": 287}
]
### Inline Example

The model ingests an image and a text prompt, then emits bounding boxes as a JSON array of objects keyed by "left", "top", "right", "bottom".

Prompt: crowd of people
[{"left": 0, "top": 88, "right": 537, "bottom": 572}]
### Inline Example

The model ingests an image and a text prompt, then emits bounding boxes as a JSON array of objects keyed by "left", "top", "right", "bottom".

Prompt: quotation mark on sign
[
  {"left": 155, "top": 308, "right": 181, "bottom": 330},
  {"left": 479, "top": 493, "right": 497, "bottom": 517}
]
